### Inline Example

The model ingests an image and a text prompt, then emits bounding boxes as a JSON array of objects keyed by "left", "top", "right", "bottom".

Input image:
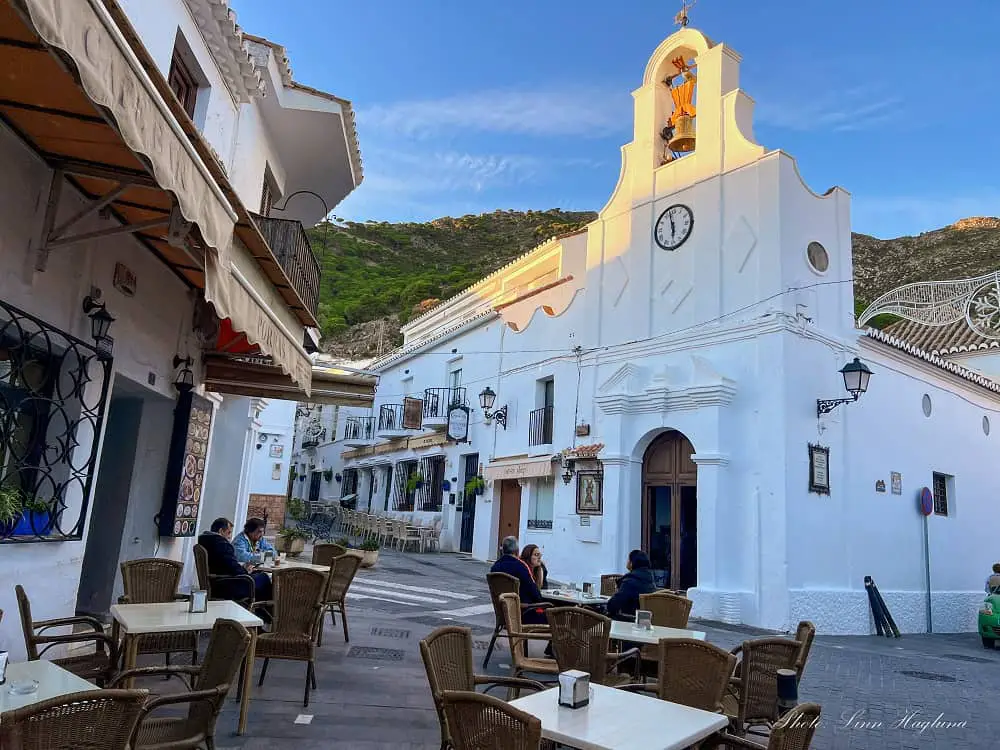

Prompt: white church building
[{"left": 316, "top": 26, "right": 999, "bottom": 636}]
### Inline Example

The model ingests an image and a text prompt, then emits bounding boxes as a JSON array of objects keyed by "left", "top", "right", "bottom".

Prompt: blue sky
[{"left": 231, "top": 0, "right": 999, "bottom": 239}]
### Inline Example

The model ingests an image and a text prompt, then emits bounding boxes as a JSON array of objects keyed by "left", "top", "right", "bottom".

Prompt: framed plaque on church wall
[{"left": 808, "top": 444, "right": 830, "bottom": 495}]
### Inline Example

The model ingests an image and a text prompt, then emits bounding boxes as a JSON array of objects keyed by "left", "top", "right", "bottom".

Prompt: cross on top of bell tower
[{"left": 674, "top": 0, "right": 697, "bottom": 28}]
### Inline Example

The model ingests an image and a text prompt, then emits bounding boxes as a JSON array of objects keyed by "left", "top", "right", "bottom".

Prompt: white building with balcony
[
  {"left": 322, "top": 25, "right": 1000, "bottom": 637},
  {"left": 0, "top": 0, "right": 373, "bottom": 657}
]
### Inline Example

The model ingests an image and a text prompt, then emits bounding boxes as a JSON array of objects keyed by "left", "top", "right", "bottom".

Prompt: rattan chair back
[
  {"left": 0, "top": 689, "right": 148, "bottom": 750},
  {"left": 639, "top": 591, "right": 693, "bottom": 629},
  {"left": 793, "top": 621, "right": 816, "bottom": 680},
  {"left": 767, "top": 702, "right": 821, "bottom": 750},
  {"left": 487, "top": 572, "right": 520, "bottom": 626},
  {"left": 120, "top": 558, "right": 184, "bottom": 603},
  {"left": 655, "top": 638, "right": 737, "bottom": 712},
  {"left": 312, "top": 543, "right": 347, "bottom": 566},
  {"left": 498, "top": 592, "right": 528, "bottom": 664},
  {"left": 192, "top": 545, "right": 211, "bottom": 591},
  {"left": 440, "top": 690, "right": 542, "bottom": 750},
  {"left": 325, "top": 551, "right": 362, "bottom": 603},
  {"left": 272, "top": 568, "right": 327, "bottom": 637},
  {"left": 738, "top": 638, "right": 802, "bottom": 727},
  {"left": 547, "top": 606, "right": 614, "bottom": 684},
  {"left": 600, "top": 574, "right": 623, "bottom": 596}
]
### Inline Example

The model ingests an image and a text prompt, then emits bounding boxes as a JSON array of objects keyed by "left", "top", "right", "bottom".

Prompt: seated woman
[
  {"left": 606, "top": 549, "right": 657, "bottom": 622},
  {"left": 520, "top": 544, "right": 549, "bottom": 590}
]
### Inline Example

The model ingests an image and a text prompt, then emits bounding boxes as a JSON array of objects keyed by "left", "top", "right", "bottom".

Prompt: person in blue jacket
[
  {"left": 490, "top": 536, "right": 552, "bottom": 656},
  {"left": 606, "top": 549, "right": 657, "bottom": 622}
]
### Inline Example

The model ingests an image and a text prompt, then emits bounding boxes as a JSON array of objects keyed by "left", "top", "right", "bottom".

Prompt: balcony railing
[
  {"left": 529, "top": 406, "right": 554, "bottom": 446},
  {"left": 250, "top": 212, "right": 321, "bottom": 317},
  {"left": 422, "top": 387, "right": 468, "bottom": 420},
  {"left": 344, "top": 416, "right": 375, "bottom": 441},
  {"left": 378, "top": 404, "right": 406, "bottom": 432}
]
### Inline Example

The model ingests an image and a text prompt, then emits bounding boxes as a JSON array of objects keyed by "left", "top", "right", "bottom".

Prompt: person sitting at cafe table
[
  {"left": 606, "top": 549, "right": 657, "bottom": 622},
  {"left": 233, "top": 517, "right": 276, "bottom": 565},
  {"left": 491, "top": 536, "right": 548, "bottom": 625},
  {"left": 198, "top": 517, "right": 272, "bottom": 603},
  {"left": 520, "top": 543, "right": 549, "bottom": 590}
]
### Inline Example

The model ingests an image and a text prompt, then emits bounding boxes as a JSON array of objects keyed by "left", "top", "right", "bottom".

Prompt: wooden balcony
[{"left": 250, "top": 212, "right": 321, "bottom": 318}]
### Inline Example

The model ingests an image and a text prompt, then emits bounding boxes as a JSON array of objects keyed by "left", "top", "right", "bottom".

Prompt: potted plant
[
  {"left": 406, "top": 472, "right": 425, "bottom": 494},
  {"left": 274, "top": 526, "right": 310, "bottom": 557},
  {"left": 323, "top": 468, "right": 334, "bottom": 482},
  {"left": 358, "top": 538, "right": 380, "bottom": 568},
  {"left": 287, "top": 498, "right": 307, "bottom": 522},
  {"left": 465, "top": 476, "right": 486, "bottom": 497},
  {"left": 14, "top": 495, "right": 52, "bottom": 536},
  {"left": 441, "top": 479, "right": 451, "bottom": 492},
  {"left": 0, "top": 485, "right": 23, "bottom": 532}
]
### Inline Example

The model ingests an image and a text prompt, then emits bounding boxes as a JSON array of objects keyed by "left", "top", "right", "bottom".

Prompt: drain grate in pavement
[
  {"left": 941, "top": 653, "right": 994, "bottom": 664},
  {"left": 897, "top": 670, "right": 957, "bottom": 682},
  {"left": 369, "top": 627, "right": 411, "bottom": 639},
  {"left": 347, "top": 646, "right": 405, "bottom": 661}
]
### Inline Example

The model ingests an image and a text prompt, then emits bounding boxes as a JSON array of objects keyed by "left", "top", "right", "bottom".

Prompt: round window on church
[
  {"left": 984, "top": 415, "right": 991, "bottom": 436},
  {"left": 922, "top": 394, "right": 932, "bottom": 418},
  {"left": 806, "top": 242, "right": 829, "bottom": 274}
]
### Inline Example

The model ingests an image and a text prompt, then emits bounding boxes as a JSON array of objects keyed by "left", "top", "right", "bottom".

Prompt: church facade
[{"left": 325, "top": 26, "right": 998, "bottom": 636}]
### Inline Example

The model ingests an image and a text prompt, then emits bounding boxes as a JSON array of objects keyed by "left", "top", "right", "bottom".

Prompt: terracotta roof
[
  {"left": 880, "top": 318, "right": 1000, "bottom": 357},
  {"left": 864, "top": 328, "right": 1000, "bottom": 394}
]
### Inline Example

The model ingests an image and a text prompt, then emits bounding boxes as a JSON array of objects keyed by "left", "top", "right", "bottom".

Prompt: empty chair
[
  {"left": 715, "top": 702, "right": 822, "bottom": 750},
  {"left": 723, "top": 637, "right": 802, "bottom": 737},
  {"left": 317, "top": 551, "right": 362, "bottom": 646},
  {"left": 111, "top": 618, "right": 251, "bottom": 750},
  {"left": 482, "top": 572, "right": 551, "bottom": 668},
  {"left": 255, "top": 567, "right": 327, "bottom": 707},
  {"left": 15, "top": 584, "right": 118, "bottom": 686},
  {"left": 440, "top": 690, "right": 542, "bottom": 750},
  {"left": 639, "top": 590, "right": 693, "bottom": 628},
  {"left": 546, "top": 606, "right": 640, "bottom": 686},
  {"left": 499, "top": 592, "right": 559, "bottom": 688},
  {"left": 311, "top": 542, "right": 347, "bottom": 566},
  {"left": 792, "top": 621, "right": 816, "bottom": 681},
  {"left": 119, "top": 557, "right": 198, "bottom": 667},
  {"left": 0, "top": 689, "right": 148, "bottom": 750},
  {"left": 420, "top": 626, "right": 546, "bottom": 750},
  {"left": 622, "top": 638, "right": 737, "bottom": 713},
  {"left": 600, "top": 574, "right": 623, "bottom": 596}
]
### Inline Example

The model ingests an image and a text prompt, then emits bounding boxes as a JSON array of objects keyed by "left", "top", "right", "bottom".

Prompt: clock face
[{"left": 654, "top": 204, "right": 694, "bottom": 251}]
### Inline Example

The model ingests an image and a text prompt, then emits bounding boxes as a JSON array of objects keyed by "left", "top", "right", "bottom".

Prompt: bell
[{"left": 668, "top": 114, "right": 696, "bottom": 152}]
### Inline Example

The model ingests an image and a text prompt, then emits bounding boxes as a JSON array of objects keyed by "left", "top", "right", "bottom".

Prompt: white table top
[
  {"left": 609, "top": 620, "right": 707, "bottom": 645},
  {"left": 510, "top": 684, "right": 728, "bottom": 750},
  {"left": 111, "top": 600, "right": 264, "bottom": 634},
  {"left": 1, "top": 660, "right": 99, "bottom": 713},
  {"left": 541, "top": 588, "right": 609, "bottom": 606},
  {"left": 257, "top": 559, "right": 329, "bottom": 573}
]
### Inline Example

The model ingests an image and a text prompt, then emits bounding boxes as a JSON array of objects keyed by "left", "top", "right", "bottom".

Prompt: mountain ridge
[{"left": 306, "top": 212, "right": 1000, "bottom": 361}]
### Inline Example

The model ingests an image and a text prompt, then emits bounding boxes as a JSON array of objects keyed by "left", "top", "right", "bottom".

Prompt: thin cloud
[
  {"left": 359, "top": 88, "right": 629, "bottom": 139},
  {"left": 755, "top": 83, "right": 905, "bottom": 133}
]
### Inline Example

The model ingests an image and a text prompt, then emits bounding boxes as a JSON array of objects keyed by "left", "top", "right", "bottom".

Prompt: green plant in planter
[
  {"left": 287, "top": 498, "right": 307, "bottom": 521},
  {"left": 278, "top": 525, "right": 312, "bottom": 541},
  {"left": 358, "top": 539, "right": 380, "bottom": 552},
  {"left": 323, "top": 469, "right": 334, "bottom": 482},
  {"left": 335, "top": 536, "right": 351, "bottom": 548},
  {"left": 465, "top": 476, "right": 486, "bottom": 496},
  {"left": 406, "top": 472, "right": 425, "bottom": 493},
  {"left": 0, "top": 485, "right": 24, "bottom": 526}
]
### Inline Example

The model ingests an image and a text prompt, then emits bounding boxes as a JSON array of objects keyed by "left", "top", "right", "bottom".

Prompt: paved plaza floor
[{"left": 171, "top": 548, "right": 999, "bottom": 749}]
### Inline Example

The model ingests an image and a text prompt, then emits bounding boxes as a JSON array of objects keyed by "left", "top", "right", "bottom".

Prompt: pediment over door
[{"left": 595, "top": 355, "right": 736, "bottom": 415}]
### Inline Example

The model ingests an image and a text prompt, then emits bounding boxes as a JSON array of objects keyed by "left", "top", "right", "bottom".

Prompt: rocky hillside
[{"left": 309, "top": 211, "right": 1000, "bottom": 359}]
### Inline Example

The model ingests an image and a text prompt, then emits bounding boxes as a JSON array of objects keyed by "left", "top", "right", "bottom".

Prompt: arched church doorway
[{"left": 642, "top": 430, "right": 697, "bottom": 591}]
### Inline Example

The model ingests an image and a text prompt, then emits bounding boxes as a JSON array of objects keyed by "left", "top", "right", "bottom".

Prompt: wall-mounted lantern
[
  {"left": 172, "top": 355, "right": 194, "bottom": 393},
  {"left": 817, "top": 358, "right": 873, "bottom": 418},
  {"left": 479, "top": 386, "right": 508, "bottom": 430},
  {"left": 83, "top": 295, "right": 114, "bottom": 351}
]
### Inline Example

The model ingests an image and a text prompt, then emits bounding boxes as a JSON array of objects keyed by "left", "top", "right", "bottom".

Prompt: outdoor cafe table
[
  {"left": 540, "top": 588, "right": 610, "bottom": 607},
  {"left": 110, "top": 599, "right": 264, "bottom": 735},
  {"left": 509, "top": 683, "right": 728, "bottom": 750},
  {"left": 0, "top": 659, "right": 98, "bottom": 713},
  {"left": 609, "top": 620, "right": 707, "bottom": 644},
  {"left": 257, "top": 558, "right": 329, "bottom": 573}
]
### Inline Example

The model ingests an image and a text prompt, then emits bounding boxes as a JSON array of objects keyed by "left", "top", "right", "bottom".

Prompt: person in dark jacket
[
  {"left": 606, "top": 549, "right": 657, "bottom": 622},
  {"left": 490, "top": 536, "right": 547, "bottom": 625},
  {"left": 197, "top": 517, "right": 272, "bottom": 602}
]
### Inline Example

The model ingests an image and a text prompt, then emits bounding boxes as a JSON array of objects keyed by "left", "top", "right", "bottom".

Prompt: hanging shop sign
[
  {"left": 447, "top": 404, "right": 470, "bottom": 442},
  {"left": 403, "top": 397, "right": 423, "bottom": 430},
  {"left": 159, "top": 392, "right": 212, "bottom": 537},
  {"left": 113, "top": 262, "right": 136, "bottom": 297}
]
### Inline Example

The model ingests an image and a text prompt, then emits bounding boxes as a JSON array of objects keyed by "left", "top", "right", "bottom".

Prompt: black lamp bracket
[{"left": 816, "top": 393, "right": 859, "bottom": 418}]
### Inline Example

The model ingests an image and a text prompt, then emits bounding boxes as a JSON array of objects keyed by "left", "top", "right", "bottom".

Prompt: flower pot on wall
[
  {"left": 13, "top": 510, "right": 52, "bottom": 536},
  {"left": 275, "top": 535, "right": 306, "bottom": 557}
]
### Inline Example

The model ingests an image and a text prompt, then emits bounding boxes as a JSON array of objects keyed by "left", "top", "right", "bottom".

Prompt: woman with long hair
[{"left": 520, "top": 543, "right": 548, "bottom": 590}]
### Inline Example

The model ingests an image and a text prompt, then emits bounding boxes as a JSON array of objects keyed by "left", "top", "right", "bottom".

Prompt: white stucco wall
[{"left": 247, "top": 399, "right": 295, "bottom": 496}]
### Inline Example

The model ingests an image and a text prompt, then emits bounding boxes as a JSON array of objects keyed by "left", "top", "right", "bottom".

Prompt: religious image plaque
[
  {"left": 890, "top": 471, "right": 902, "bottom": 495},
  {"left": 808, "top": 444, "right": 830, "bottom": 495}
]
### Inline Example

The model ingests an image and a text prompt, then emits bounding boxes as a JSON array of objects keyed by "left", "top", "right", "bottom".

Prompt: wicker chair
[
  {"left": 317, "top": 551, "right": 362, "bottom": 646},
  {"left": 15, "top": 584, "right": 118, "bottom": 687},
  {"left": 637, "top": 590, "right": 694, "bottom": 672},
  {"left": 312, "top": 542, "right": 348, "bottom": 566},
  {"left": 110, "top": 618, "right": 251, "bottom": 750},
  {"left": 482, "top": 572, "right": 551, "bottom": 668},
  {"left": 119, "top": 558, "right": 198, "bottom": 668},
  {"left": 498, "top": 592, "right": 559, "bottom": 690},
  {"left": 723, "top": 638, "right": 802, "bottom": 737},
  {"left": 0, "top": 689, "right": 148, "bottom": 750},
  {"left": 546, "top": 606, "right": 640, "bottom": 686},
  {"left": 256, "top": 567, "right": 327, "bottom": 707},
  {"left": 712, "top": 702, "right": 822, "bottom": 750},
  {"left": 420, "top": 626, "right": 546, "bottom": 750},
  {"left": 192, "top": 544, "right": 256, "bottom": 611},
  {"left": 600, "top": 574, "right": 623, "bottom": 596},
  {"left": 440, "top": 690, "right": 543, "bottom": 750},
  {"left": 622, "top": 638, "right": 737, "bottom": 714},
  {"left": 792, "top": 621, "right": 816, "bottom": 680}
]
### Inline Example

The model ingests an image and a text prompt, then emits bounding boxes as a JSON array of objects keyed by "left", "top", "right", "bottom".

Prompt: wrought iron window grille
[{"left": 0, "top": 298, "right": 112, "bottom": 543}]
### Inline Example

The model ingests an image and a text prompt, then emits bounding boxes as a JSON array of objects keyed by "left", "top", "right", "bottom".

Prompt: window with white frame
[{"left": 527, "top": 478, "right": 554, "bottom": 530}]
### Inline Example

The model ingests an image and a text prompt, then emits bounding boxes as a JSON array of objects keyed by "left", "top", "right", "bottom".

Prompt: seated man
[
  {"left": 233, "top": 517, "right": 276, "bottom": 565},
  {"left": 987, "top": 563, "right": 1000, "bottom": 594},
  {"left": 198, "top": 517, "right": 272, "bottom": 603},
  {"left": 606, "top": 549, "right": 657, "bottom": 622},
  {"left": 490, "top": 536, "right": 548, "bottom": 626}
]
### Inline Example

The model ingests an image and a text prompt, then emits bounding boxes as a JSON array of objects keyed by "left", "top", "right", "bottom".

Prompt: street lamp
[
  {"left": 173, "top": 355, "right": 194, "bottom": 393},
  {"left": 82, "top": 295, "right": 114, "bottom": 347},
  {"left": 479, "top": 386, "right": 507, "bottom": 430},
  {"left": 817, "top": 357, "right": 873, "bottom": 417}
]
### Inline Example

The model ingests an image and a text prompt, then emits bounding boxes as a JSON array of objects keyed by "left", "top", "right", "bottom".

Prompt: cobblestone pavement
[{"left": 176, "top": 548, "right": 997, "bottom": 749}]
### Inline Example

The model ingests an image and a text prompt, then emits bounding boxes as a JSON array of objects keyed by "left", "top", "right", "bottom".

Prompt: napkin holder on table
[
  {"left": 558, "top": 669, "right": 590, "bottom": 709},
  {"left": 634, "top": 609, "right": 653, "bottom": 630},
  {"left": 189, "top": 589, "right": 208, "bottom": 613},
  {"left": 0, "top": 649, "right": 8, "bottom": 685}
]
